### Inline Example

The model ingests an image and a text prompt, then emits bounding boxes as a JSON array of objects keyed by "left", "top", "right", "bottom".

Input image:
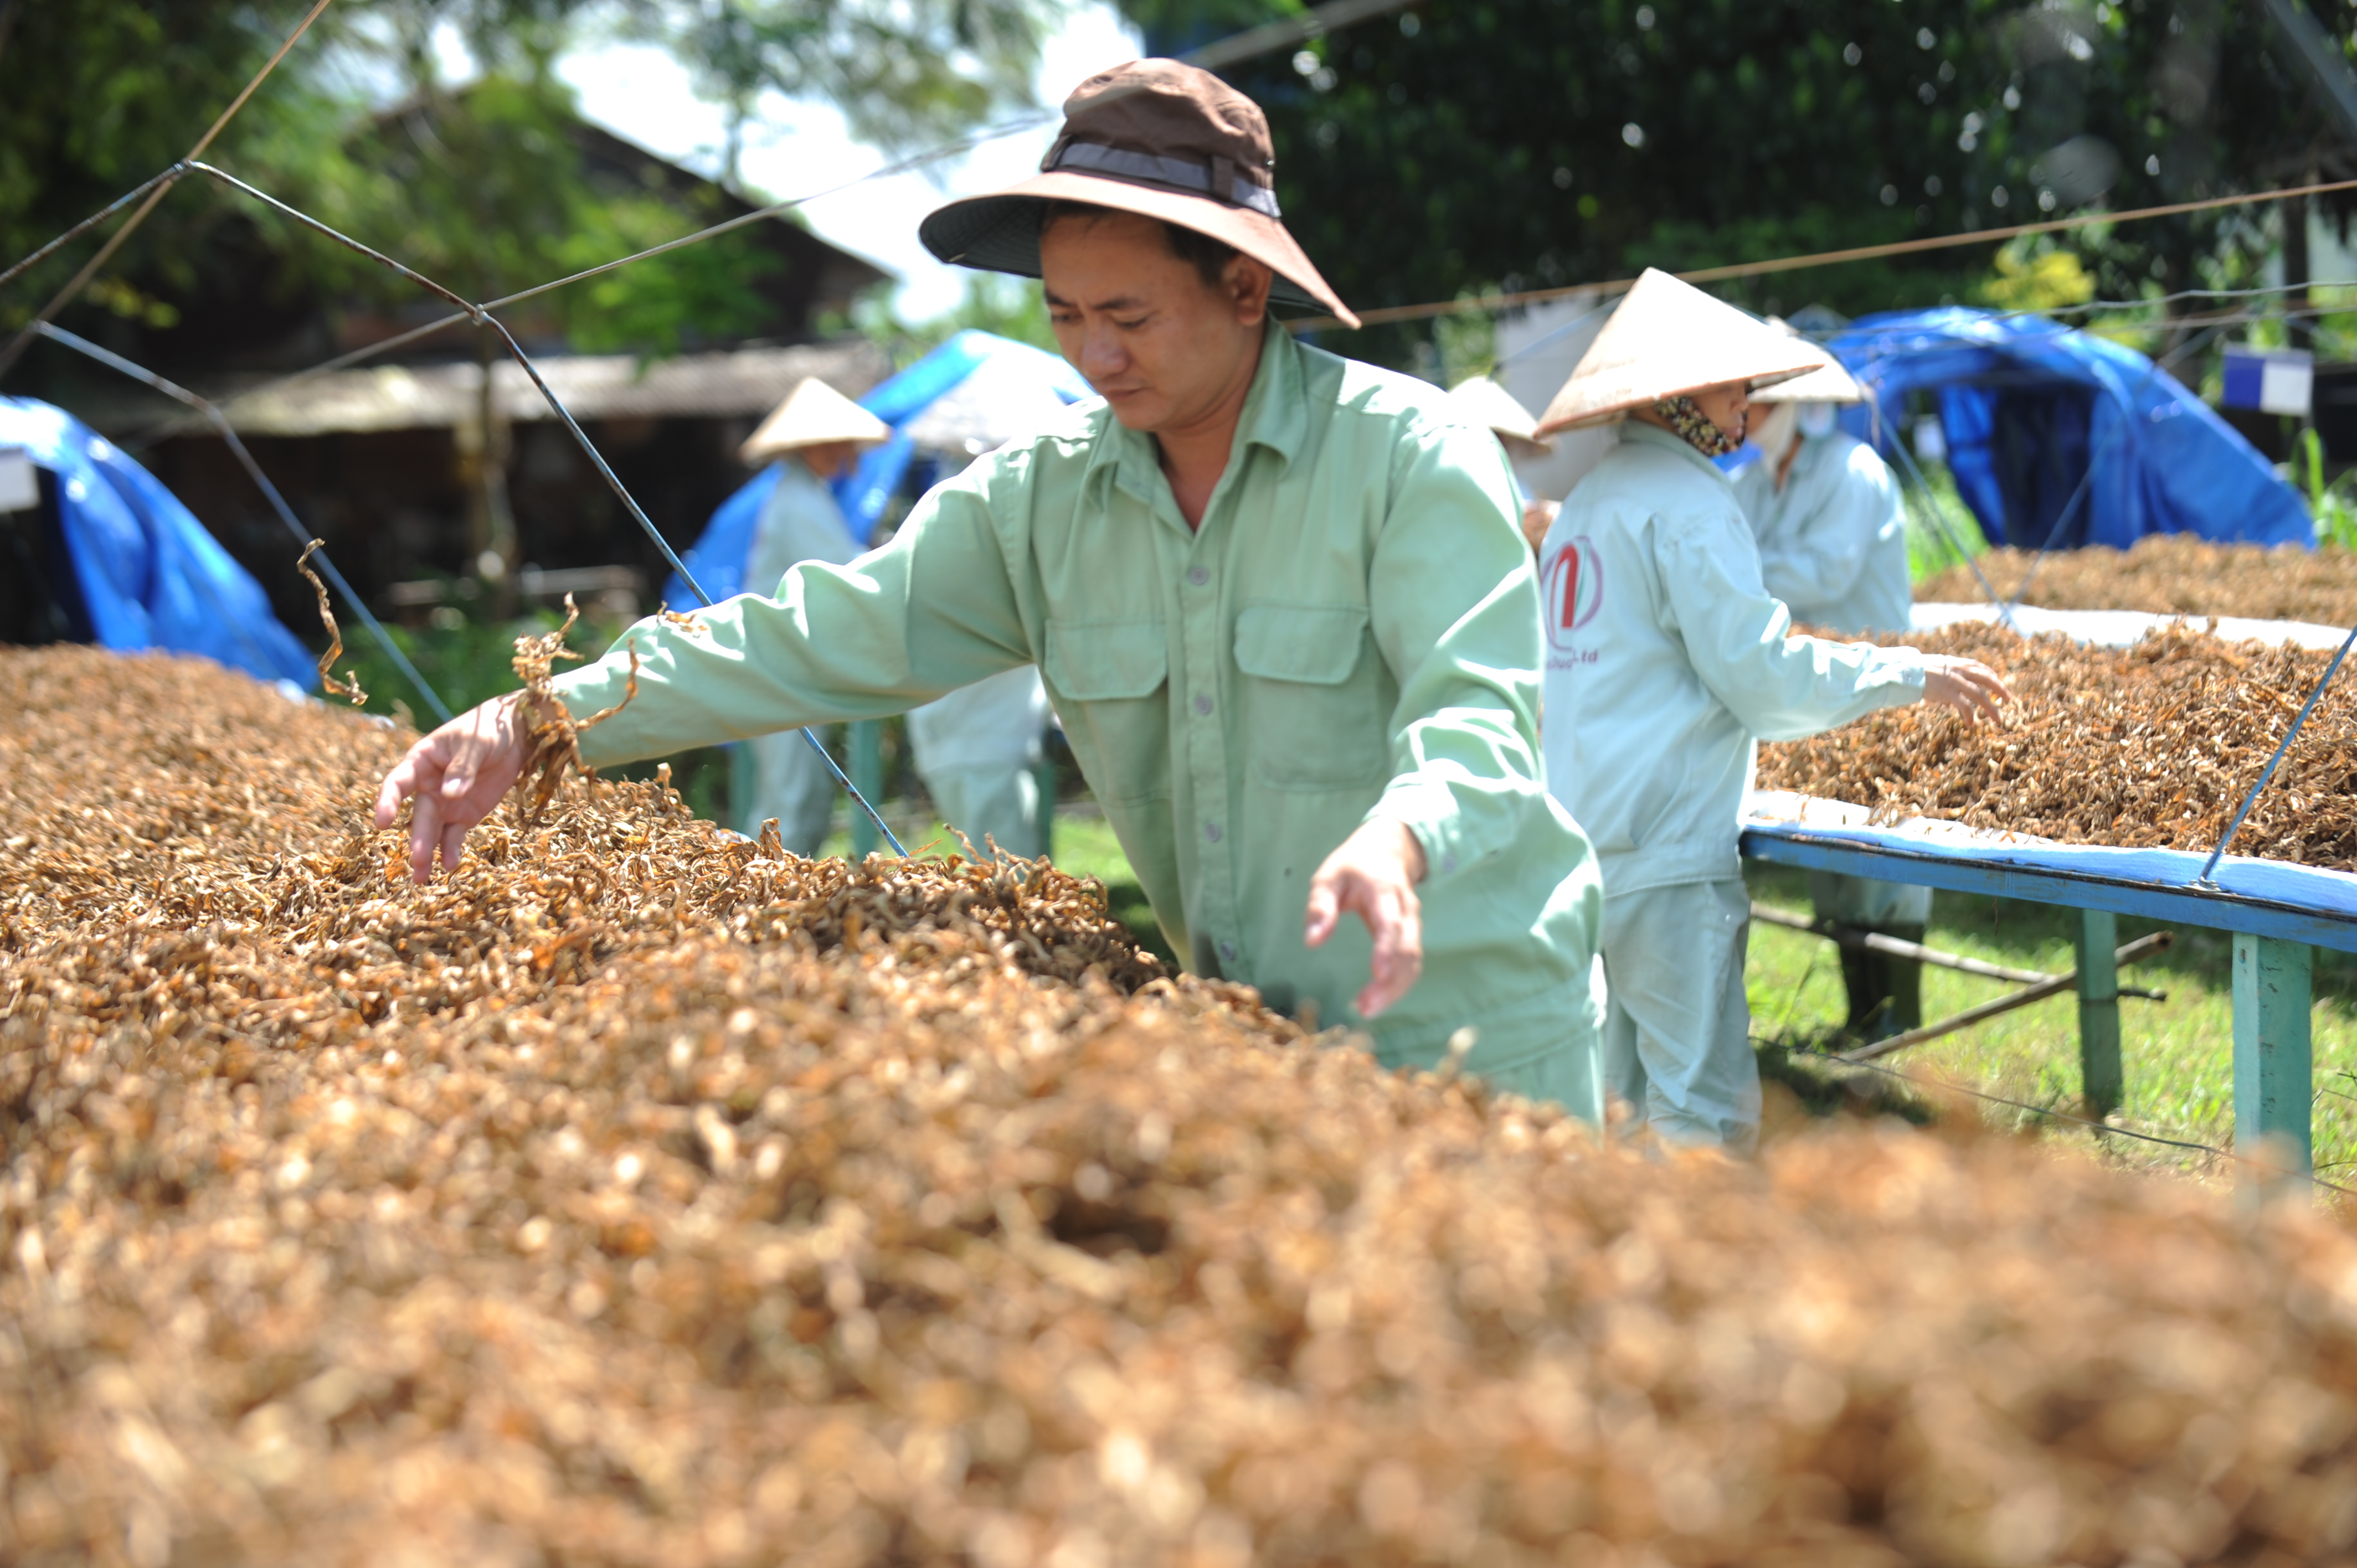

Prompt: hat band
[{"left": 1045, "top": 140, "right": 1281, "bottom": 219}]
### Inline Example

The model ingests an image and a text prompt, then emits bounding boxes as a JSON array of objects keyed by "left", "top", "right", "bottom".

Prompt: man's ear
[{"left": 1226, "top": 255, "right": 1273, "bottom": 327}]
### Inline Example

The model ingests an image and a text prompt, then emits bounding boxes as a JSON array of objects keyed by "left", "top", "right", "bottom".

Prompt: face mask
[
  {"left": 1747, "top": 401, "right": 1800, "bottom": 460},
  {"left": 1651, "top": 395, "right": 1742, "bottom": 457},
  {"left": 1797, "top": 401, "right": 1839, "bottom": 439}
]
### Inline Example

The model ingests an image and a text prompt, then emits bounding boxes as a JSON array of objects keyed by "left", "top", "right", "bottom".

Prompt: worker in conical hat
[
  {"left": 1533, "top": 269, "right": 2011, "bottom": 1149},
  {"left": 1733, "top": 327, "right": 1929, "bottom": 1041},
  {"left": 377, "top": 59, "right": 1607, "bottom": 1118},
  {"left": 1448, "top": 375, "right": 1563, "bottom": 551},
  {"left": 733, "top": 378, "right": 892, "bottom": 852}
]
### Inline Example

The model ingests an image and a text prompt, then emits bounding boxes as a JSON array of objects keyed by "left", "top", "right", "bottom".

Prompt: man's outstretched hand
[
  {"left": 373, "top": 696, "right": 536, "bottom": 883},
  {"left": 1305, "top": 817, "right": 1428, "bottom": 1019}
]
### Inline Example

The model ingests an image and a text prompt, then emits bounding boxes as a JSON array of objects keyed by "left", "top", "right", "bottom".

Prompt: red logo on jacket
[{"left": 1542, "top": 537, "right": 1603, "bottom": 649}]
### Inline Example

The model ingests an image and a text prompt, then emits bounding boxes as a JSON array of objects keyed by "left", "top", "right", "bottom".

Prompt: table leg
[
  {"left": 2233, "top": 933, "right": 2313, "bottom": 1182},
  {"left": 2076, "top": 909, "right": 2123, "bottom": 1117},
  {"left": 850, "top": 719, "right": 884, "bottom": 859}
]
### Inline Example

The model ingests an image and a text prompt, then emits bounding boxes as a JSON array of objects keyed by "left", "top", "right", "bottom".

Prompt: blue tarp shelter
[
  {"left": 1825, "top": 307, "right": 2312, "bottom": 551},
  {"left": 0, "top": 396, "right": 315, "bottom": 687},
  {"left": 663, "top": 331, "right": 1092, "bottom": 608}
]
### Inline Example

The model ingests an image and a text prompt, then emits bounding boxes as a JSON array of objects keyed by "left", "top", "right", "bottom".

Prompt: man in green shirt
[{"left": 373, "top": 59, "right": 1604, "bottom": 1113}]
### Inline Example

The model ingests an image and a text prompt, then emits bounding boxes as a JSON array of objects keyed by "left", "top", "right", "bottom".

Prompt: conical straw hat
[
  {"left": 1747, "top": 319, "right": 1864, "bottom": 403},
  {"left": 1533, "top": 269, "right": 1826, "bottom": 437},
  {"left": 739, "top": 378, "right": 893, "bottom": 463},
  {"left": 1447, "top": 375, "right": 1555, "bottom": 455}
]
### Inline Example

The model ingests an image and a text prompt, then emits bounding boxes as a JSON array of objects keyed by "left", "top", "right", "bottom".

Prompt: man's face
[{"left": 1040, "top": 210, "right": 1269, "bottom": 433}]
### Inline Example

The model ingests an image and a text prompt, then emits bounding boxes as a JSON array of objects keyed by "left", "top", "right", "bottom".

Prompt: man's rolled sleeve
[
  {"left": 1366, "top": 422, "right": 1552, "bottom": 884},
  {"left": 553, "top": 476, "right": 1031, "bottom": 770}
]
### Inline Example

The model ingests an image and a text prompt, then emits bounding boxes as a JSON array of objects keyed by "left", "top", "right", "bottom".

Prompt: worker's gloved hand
[
  {"left": 1304, "top": 817, "right": 1428, "bottom": 1019},
  {"left": 373, "top": 696, "right": 537, "bottom": 883},
  {"left": 1918, "top": 654, "right": 2013, "bottom": 725}
]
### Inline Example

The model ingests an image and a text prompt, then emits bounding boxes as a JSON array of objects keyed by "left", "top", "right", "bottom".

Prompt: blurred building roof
[{"left": 197, "top": 339, "right": 889, "bottom": 438}]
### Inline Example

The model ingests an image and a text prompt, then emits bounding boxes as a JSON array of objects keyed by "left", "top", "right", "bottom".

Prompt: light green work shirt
[{"left": 553, "top": 323, "right": 1601, "bottom": 1085}]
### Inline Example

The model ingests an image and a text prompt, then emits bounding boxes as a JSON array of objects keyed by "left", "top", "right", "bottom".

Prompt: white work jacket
[
  {"left": 1731, "top": 431, "right": 1912, "bottom": 636},
  {"left": 747, "top": 458, "right": 862, "bottom": 592},
  {"left": 1541, "top": 422, "right": 1926, "bottom": 895}
]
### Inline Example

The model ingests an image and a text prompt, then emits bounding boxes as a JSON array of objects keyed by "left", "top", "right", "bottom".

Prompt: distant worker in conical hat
[
  {"left": 1532, "top": 268, "right": 2012, "bottom": 1151},
  {"left": 733, "top": 378, "right": 892, "bottom": 852},
  {"left": 1733, "top": 327, "right": 1929, "bottom": 1040},
  {"left": 1447, "top": 375, "right": 1562, "bottom": 552}
]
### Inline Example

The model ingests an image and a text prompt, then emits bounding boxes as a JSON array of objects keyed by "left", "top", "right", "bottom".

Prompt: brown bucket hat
[{"left": 919, "top": 59, "right": 1360, "bottom": 328}]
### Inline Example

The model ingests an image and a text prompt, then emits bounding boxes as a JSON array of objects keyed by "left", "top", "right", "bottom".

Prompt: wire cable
[
  {"left": 27, "top": 321, "right": 454, "bottom": 724},
  {"left": 0, "top": 0, "right": 337, "bottom": 379},
  {"left": 1291, "top": 173, "right": 2357, "bottom": 332},
  {"left": 2196, "top": 614, "right": 2357, "bottom": 885},
  {"left": 172, "top": 162, "right": 911, "bottom": 853}
]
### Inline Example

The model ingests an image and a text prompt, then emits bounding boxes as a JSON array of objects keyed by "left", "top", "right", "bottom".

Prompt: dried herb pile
[
  {"left": 1916, "top": 534, "right": 2357, "bottom": 626},
  {"left": 11, "top": 646, "right": 2357, "bottom": 1567},
  {"left": 1758, "top": 621, "right": 2357, "bottom": 869}
]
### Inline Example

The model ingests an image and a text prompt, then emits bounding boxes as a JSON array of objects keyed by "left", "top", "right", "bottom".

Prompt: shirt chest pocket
[
  {"left": 1234, "top": 602, "right": 1391, "bottom": 791},
  {"left": 1044, "top": 617, "right": 1172, "bottom": 804}
]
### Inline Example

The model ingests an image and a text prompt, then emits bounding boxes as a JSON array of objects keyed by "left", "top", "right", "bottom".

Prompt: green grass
[{"left": 1743, "top": 860, "right": 2357, "bottom": 1181}]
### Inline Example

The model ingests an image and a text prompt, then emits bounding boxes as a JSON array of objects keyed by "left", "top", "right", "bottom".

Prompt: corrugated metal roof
[{"left": 210, "top": 341, "right": 889, "bottom": 437}]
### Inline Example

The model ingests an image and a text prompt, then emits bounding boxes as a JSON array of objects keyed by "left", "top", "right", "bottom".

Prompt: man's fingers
[
  {"left": 1304, "top": 877, "right": 1342, "bottom": 947},
  {"left": 375, "top": 759, "right": 416, "bottom": 829},
  {"left": 408, "top": 792, "right": 442, "bottom": 885},
  {"left": 439, "top": 819, "right": 469, "bottom": 881},
  {"left": 1356, "top": 886, "right": 1424, "bottom": 1019}
]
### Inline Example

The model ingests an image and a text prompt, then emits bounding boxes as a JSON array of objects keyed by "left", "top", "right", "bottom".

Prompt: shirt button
[
  {"left": 1193, "top": 693, "right": 1213, "bottom": 716},
  {"left": 1204, "top": 821, "right": 1222, "bottom": 843},
  {"left": 1186, "top": 565, "right": 1210, "bottom": 586},
  {"left": 1219, "top": 940, "right": 1237, "bottom": 962}
]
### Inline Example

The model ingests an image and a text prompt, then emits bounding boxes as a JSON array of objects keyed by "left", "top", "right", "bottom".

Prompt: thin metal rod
[
  {"left": 2196, "top": 616, "right": 2357, "bottom": 884},
  {"left": 478, "top": 315, "right": 709, "bottom": 606},
  {"left": 0, "top": 164, "right": 187, "bottom": 293},
  {"left": 1841, "top": 930, "right": 2174, "bottom": 1062},
  {"left": 29, "top": 322, "right": 454, "bottom": 723},
  {"left": 1866, "top": 384, "right": 2013, "bottom": 623},
  {"left": 151, "top": 162, "right": 906, "bottom": 854},
  {"left": 188, "top": 162, "right": 478, "bottom": 314},
  {"left": 1748, "top": 902, "right": 2052, "bottom": 984},
  {"left": 0, "top": 0, "right": 337, "bottom": 378}
]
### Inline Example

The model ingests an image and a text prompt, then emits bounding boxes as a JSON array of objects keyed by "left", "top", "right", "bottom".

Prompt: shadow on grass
[{"left": 1753, "top": 1028, "right": 1939, "bottom": 1128}]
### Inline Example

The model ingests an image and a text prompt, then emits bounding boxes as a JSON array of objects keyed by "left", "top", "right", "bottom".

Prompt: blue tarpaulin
[
  {"left": 0, "top": 396, "right": 316, "bottom": 687},
  {"left": 662, "top": 332, "right": 1092, "bottom": 610},
  {"left": 1824, "top": 307, "right": 2312, "bottom": 551}
]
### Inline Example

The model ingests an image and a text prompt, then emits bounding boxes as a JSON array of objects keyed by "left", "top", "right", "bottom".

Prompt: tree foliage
[
  {"left": 0, "top": 0, "right": 1058, "bottom": 362},
  {"left": 1150, "top": 0, "right": 2348, "bottom": 367}
]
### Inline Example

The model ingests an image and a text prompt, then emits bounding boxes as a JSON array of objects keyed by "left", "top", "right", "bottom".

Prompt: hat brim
[
  {"left": 920, "top": 171, "right": 1360, "bottom": 329},
  {"left": 1535, "top": 364, "right": 1819, "bottom": 436}
]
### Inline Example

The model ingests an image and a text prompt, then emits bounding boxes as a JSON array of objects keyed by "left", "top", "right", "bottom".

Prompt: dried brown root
[
  {"left": 295, "top": 538, "right": 367, "bottom": 707},
  {"left": 507, "top": 594, "right": 637, "bottom": 828}
]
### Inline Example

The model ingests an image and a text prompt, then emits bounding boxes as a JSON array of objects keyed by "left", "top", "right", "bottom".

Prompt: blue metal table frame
[{"left": 1742, "top": 822, "right": 2349, "bottom": 1177}]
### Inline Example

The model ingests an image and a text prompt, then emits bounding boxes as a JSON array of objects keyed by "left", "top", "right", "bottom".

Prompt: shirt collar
[
  {"left": 1083, "top": 319, "right": 1309, "bottom": 505},
  {"left": 1620, "top": 418, "right": 1736, "bottom": 486}
]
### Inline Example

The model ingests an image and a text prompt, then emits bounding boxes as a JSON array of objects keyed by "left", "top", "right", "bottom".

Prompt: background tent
[
  {"left": 1824, "top": 308, "right": 2310, "bottom": 552},
  {"left": 664, "top": 331, "right": 1092, "bottom": 608},
  {"left": 0, "top": 397, "right": 316, "bottom": 688}
]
